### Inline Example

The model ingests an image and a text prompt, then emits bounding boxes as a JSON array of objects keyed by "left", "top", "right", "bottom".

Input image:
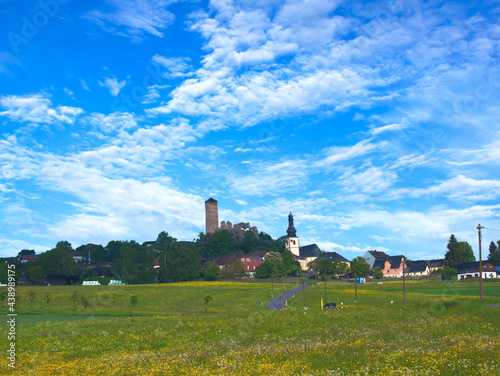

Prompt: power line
[{"left": 483, "top": 227, "right": 500, "bottom": 232}]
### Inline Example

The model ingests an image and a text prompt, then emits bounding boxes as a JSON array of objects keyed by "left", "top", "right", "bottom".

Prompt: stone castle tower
[
  {"left": 205, "top": 198, "right": 218, "bottom": 235},
  {"left": 285, "top": 212, "right": 300, "bottom": 256}
]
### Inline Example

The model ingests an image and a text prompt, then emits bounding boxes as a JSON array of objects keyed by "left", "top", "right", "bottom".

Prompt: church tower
[
  {"left": 205, "top": 198, "right": 218, "bottom": 235},
  {"left": 285, "top": 212, "right": 300, "bottom": 257}
]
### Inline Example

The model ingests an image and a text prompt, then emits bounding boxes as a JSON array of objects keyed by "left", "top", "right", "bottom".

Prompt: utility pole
[
  {"left": 478, "top": 224, "right": 484, "bottom": 300},
  {"left": 403, "top": 256, "right": 406, "bottom": 305}
]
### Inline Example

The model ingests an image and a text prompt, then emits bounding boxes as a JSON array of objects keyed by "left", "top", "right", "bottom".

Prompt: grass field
[{"left": 1, "top": 279, "right": 499, "bottom": 375}]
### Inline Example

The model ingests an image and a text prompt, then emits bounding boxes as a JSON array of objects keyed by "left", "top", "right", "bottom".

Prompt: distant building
[
  {"left": 317, "top": 251, "right": 351, "bottom": 267},
  {"left": 285, "top": 212, "right": 300, "bottom": 257},
  {"left": 405, "top": 260, "right": 430, "bottom": 277},
  {"left": 283, "top": 212, "right": 324, "bottom": 269},
  {"left": 428, "top": 259, "right": 445, "bottom": 273},
  {"left": 205, "top": 197, "right": 258, "bottom": 241},
  {"left": 205, "top": 198, "right": 219, "bottom": 235},
  {"left": 457, "top": 261, "right": 497, "bottom": 280},
  {"left": 373, "top": 255, "right": 406, "bottom": 278},
  {"left": 21, "top": 255, "right": 38, "bottom": 263},
  {"left": 364, "top": 250, "right": 388, "bottom": 269}
]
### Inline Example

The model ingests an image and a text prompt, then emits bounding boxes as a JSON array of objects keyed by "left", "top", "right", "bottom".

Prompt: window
[
  {"left": 394, "top": 269, "right": 397, "bottom": 273},
  {"left": 386, "top": 270, "right": 390, "bottom": 273}
]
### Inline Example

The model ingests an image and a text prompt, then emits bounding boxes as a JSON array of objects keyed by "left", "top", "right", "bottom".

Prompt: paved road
[{"left": 266, "top": 284, "right": 312, "bottom": 310}]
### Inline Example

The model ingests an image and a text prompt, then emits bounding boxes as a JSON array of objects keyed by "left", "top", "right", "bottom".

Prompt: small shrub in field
[
  {"left": 70, "top": 291, "right": 79, "bottom": 310},
  {"left": 130, "top": 295, "right": 138, "bottom": 312},
  {"left": 28, "top": 291, "right": 36, "bottom": 309},
  {"left": 203, "top": 294, "right": 213, "bottom": 313},
  {"left": 80, "top": 295, "right": 90, "bottom": 310},
  {"left": 0, "top": 287, "right": 7, "bottom": 306},
  {"left": 44, "top": 293, "right": 51, "bottom": 308}
]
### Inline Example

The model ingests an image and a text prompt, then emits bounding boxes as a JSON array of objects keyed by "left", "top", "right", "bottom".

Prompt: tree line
[{"left": 1, "top": 230, "right": 288, "bottom": 285}]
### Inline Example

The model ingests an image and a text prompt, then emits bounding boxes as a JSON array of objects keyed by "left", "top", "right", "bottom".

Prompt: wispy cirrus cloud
[{"left": 84, "top": 0, "right": 176, "bottom": 42}]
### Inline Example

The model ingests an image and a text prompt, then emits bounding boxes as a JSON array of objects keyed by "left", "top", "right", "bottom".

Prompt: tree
[
  {"left": 130, "top": 295, "right": 138, "bottom": 313},
  {"left": 28, "top": 266, "right": 46, "bottom": 285},
  {"left": 265, "top": 252, "right": 283, "bottom": 263},
  {"left": 17, "top": 249, "right": 35, "bottom": 259},
  {"left": 350, "top": 257, "right": 370, "bottom": 277},
  {"left": 312, "top": 258, "right": 333, "bottom": 277},
  {"left": 203, "top": 294, "right": 213, "bottom": 313},
  {"left": 444, "top": 234, "right": 461, "bottom": 268},
  {"left": 207, "top": 230, "right": 236, "bottom": 257},
  {"left": 44, "top": 293, "right": 51, "bottom": 309},
  {"left": 488, "top": 241, "right": 500, "bottom": 265},
  {"left": 70, "top": 291, "right": 79, "bottom": 310},
  {"left": 160, "top": 241, "right": 201, "bottom": 282},
  {"left": 203, "top": 262, "right": 220, "bottom": 281},
  {"left": 372, "top": 267, "right": 384, "bottom": 279},
  {"left": 332, "top": 258, "right": 347, "bottom": 278},
  {"left": 76, "top": 244, "right": 107, "bottom": 264},
  {"left": 136, "top": 245, "right": 158, "bottom": 284},
  {"left": 0, "top": 287, "right": 7, "bottom": 306},
  {"left": 34, "top": 247, "right": 80, "bottom": 278},
  {"left": 221, "top": 257, "right": 247, "bottom": 280},
  {"left": 350, "top": 257, "right": 370, "bottom": 307},
  {"left": 80, "top": 267, "right": 95, "bottom": 281},
  {"left": 56, "top": 240, "right": 73, "bottom": 251},
  {"left": 458, "top": 241, "right": 475, "bottom": 263},
  {"left": 28, "top": 291, "right": 36, "bottom": 309},
  {"left": 155, "top": 231, "right": 175, "bottom": 253},
  {"left": 281, "top": 249, "right": 301, "bottom": 276},
  {"left": 240, "top": 230, "right": 258, "bottom": 253},
  {"left": 112, "top": 244, "right": 139, "bottom": 284},
  {"left": 80, "top": 295, "right": 90, "bottom": 310},
  {"left": 255, "top": 259, "right": 286, "bottom": 279}
]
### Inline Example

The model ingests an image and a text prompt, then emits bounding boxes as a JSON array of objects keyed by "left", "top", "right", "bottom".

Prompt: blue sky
[{"left": 1, "top": 0, "right": 499, "bottom": 260}]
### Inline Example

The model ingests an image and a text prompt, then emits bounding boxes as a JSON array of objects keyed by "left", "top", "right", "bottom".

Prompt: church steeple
[
  {"left": 285, "top": 211, "right": 299, "bottom": 257},
  {"left": 287, "top": 211, "right": 297, "bottom": 238}
]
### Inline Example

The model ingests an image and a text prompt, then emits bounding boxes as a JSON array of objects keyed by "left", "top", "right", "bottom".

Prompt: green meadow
[{"left": 1, "top": 280, "right": 499, "bottom": 375}]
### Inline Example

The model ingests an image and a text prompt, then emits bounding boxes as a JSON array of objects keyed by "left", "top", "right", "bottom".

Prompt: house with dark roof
[
  {"left": 210, "top": 253, "right": 265, "bottom": 275},
  {"left": 428, "top": 259, "right": 445, "bottom": 272},
  {"left": 457, "top": 261, "right": 497, "bottom": 280},
  {"left": 317, "top": 251, "right": 350, "bottom": 267},
  {"left": 364, "top": 250, "right": 388, "bottom": 268},
  {"left": 406, "top": 260, "right": 430, "bottom": 277},
  {"left": 373, "top": 255, "right": 406, "bottom": 278}
]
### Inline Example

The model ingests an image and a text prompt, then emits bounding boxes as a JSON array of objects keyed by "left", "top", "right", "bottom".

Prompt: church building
[{"left": 284, "top": 212, "right": 321, "bottom": 269}]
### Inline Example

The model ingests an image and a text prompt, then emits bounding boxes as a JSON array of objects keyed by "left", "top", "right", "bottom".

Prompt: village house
[
  {"left": 456, "top": 261, "right": 498, "bottom": 280},
  {"left": 405, "top": 260, "right": 430, "bottom": 277},
  {"left": 373, "top": 255, "right": 406, "bottom": 278},
  {"left": 427, "top": 259, "right": 445, "bottom": 273}
]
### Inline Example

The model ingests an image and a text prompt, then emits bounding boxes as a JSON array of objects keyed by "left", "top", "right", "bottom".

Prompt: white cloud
[
  {"left": 369, "top": 119, "right": 409, "bottom": 136},
  {"left": 84, "top": 0, "right": 175, "bottom": 41},
  {"left": 228, "top": 159, "right": 309, "bottom": 196},
  {"left": 0, "top": 238, "right": 50, "bottom": 257},
  {"left": 152, "top": 55, "right": 194, "bottom": 78},
  {"left": 396, "top": 175, "right": 500, "bottom": 202},
  {"left": 82, "top": 112, "right": 139, "bottom": 133},
  {"left": 314, "top": 139, "right": 387, "bottom": 169},
  {"left": 0, "top": 94, "right": 83, "bottom": 125},
  {"left": 99, "top": 77, "right": 127, "bottom": 96},
  {"left": 338, "top": 165, "right": 398, "bottom": 194},
  {"left": 0, "top": 140, "right": 206, "bottom": 246}
]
